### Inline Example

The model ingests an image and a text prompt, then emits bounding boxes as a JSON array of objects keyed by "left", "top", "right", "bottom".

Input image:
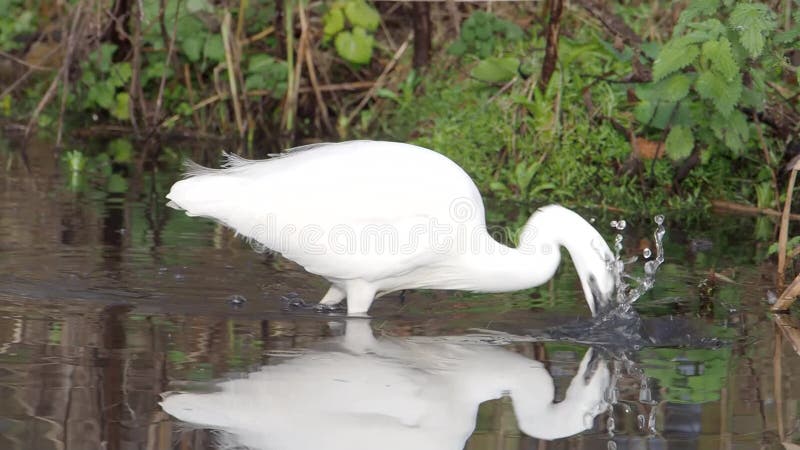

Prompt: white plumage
[
  {"left": 166, "top": 141, "right": 615, "bottom": 315},
  {"left": 160, "top": 320, "right": 611, "bottom": 449}
]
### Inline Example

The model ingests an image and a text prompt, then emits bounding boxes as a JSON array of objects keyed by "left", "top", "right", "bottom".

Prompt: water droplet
[
  {"left": 642, "top": 248, "right": 652, "bottom": 258},
  {"left": 615, "top": 220, "right": 626, "bottom": 230}
]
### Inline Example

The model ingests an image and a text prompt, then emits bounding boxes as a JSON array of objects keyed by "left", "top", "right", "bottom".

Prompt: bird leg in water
[
  {"left": 344, "top": 280, "right": 377, "bottom": 315},
  {"left": 319, "top": 285, "right": 346, "bottom": 305}
]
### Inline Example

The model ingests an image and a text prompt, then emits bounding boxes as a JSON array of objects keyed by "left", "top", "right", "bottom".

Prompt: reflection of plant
[
  {"left": 640, "top": 348, "right": 731, "bottom": 404},
  {"left": 63, "top": 150, "right": 88, "bottom": 173},
  {"left": 323, "top": 0, "right": 381, "bottom": 64},
  {"left": 60, "top": 139, "right": 136, "bottom": 192}
]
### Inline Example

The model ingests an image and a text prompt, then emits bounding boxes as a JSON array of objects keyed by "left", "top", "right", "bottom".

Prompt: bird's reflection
[{"left": 161, "top": 320, "right": 611, "bottom": 450}]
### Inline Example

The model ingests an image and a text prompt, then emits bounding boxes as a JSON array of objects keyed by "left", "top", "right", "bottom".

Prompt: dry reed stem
[
  {"left": 0, "top": 50, "right": 54, "bottom": 71},
  {"left": 284, "top": 3, "right": 307, "bottom": 136},
  {"left": 154, "top": 0, "right": 181, "bottom": 128},
  {"left": 777, "top": 161, "right": 800, "bottom": 293},
  {"left": 57, "top": 2, "right": 85, "bottom": 147},
  {"left": 24, "top": 66, "right": 64, "bottom": 141},
  {"left": 163, "top": 94, "right": 224, "bottom": 127},
  {"left": 241, "top": 26, "right": 275, "bottom": 45},
  {"left": 346, "top": 33, "right": 412, "bottom": 125},
  {"left": 129, "top": 0, "right": 145, "bottom": 136},
  {"left": 236, "top": 0, "right": 248, "bottom": 40},
  {"left": 281, "top": 1, "right": 296, "bottom": 133},
  {"left": 183, "top": 63, "right": 202, "bottom": 130},
  {"left": 298, "top": 81, "right": 375, "bottom": 93},
  {"left": 711, "top": 200, "right": 800, "bottom": 221},
  {"left": 773, "top": 314, "right": 800, "bottom": 353},
  {"left": 774, "top": 264, "right": 800, "bottom": 311},
  {"left": 298, "top": 6, "right": 332, "bottom": 133},
  {"left": 754, "top": 113, "right": 781, "bottom": 211},
  {"left": 774, "top": 322, "right": 784, "bottom": 439},
  {"left": 222, "top": 11, "right": 245, "bottom": 138}
]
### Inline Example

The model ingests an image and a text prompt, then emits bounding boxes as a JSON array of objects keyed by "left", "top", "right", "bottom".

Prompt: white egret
[
  {"left": 166, "top": 141, "right": 614, "bottom": 315},
  {"left": 161, "top": 320, "right": 611, "bottom": 449}
]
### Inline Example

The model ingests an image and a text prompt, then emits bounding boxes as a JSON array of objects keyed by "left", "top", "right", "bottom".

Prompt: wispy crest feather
[{"left": 182, "top": 144, "right": 340, "bottom": 178}]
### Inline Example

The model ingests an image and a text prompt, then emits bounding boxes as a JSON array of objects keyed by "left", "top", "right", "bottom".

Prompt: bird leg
[
  {"left": 318, "top": 285, "right": 345, "bottom": 305},
  {"left": 344, "top": 280, "right": 377, "bottom": 315}
]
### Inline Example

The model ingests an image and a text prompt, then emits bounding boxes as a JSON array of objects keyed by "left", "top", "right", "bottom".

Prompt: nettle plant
[
  {"left": 323, "top": 0, "right": 380, "bottom": 65},
  {"left": 635, "top": 0, "right": 800, "bottom": 160}
]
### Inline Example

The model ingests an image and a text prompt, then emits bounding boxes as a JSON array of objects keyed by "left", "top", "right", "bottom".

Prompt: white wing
[{"left": 166, "top": 141, "right": 486, "bottom": 281}]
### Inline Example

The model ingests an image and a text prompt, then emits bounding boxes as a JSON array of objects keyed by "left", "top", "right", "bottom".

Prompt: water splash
[{"left": 609, "top": 215, "right": 666, "bottom": 307}]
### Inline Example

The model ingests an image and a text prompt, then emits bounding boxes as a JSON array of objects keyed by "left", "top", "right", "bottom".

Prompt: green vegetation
[{"left": 1, "top": 0, "right": 799, "bottom": 231}]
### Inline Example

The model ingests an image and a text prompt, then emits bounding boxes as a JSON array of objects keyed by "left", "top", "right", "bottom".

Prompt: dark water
[{"left": 1, "top": 135, "right": 800, "bottom": 450}]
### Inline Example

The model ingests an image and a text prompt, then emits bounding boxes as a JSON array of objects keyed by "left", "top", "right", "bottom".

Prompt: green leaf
[
  {"left": 204, "top": 35, "right": 225, "bottom": 62},
  {"left": 653, "top": 37, "right": 699, "bottom": 81},
  {"left": 470, "top": 57, "right": 520, "bottom": 83},
  {"left": 665, "top": 125, "right": 695, "bottom": 160},
  {"left": 723, "top": 110, "right": 749, "bottom": 154},
  {"left": 245, "top": 73, "right": 267, "bottom": 90},
  {"left": 88, "top": 81, "right": 116, "bottom": 110},
  {"left": 729, "top": 2, "right": 777, "bottom": 58},
  {"left": 701, "top": 38, "right": 738, "bottom": 79},
  {"left": 376, "top": 88, "right": 399, "bottom": 101},
  {"left": 695, "top": 70, "right": 742, "bottom": 116},
  {"left": 334, "top": 27, "right": 374, "bottom": 64},
  {"left": 323, "top": 7, "right": 345, "bottom": 39},
  {"left": 447, "top": 39, "right": 467, "bottom": 56},
  {"left": 186, "top": 0, "right": 213, "bottom": 13},
  {"left": 685, "top": 19, "right": 726, "bottom": 43},
  {"left": 676, "top": 0, "right": 719, "bottom": 29},
  {"left": 655, "top": 74, "right": 692, "bottom": 102},
  {"left": 344, "top": 0, "right": 380, "bottom": 32},
  {"left": 111, "top": 92, "right": 130, "bottom": 120},
  {"left": 634, "top": 100, "right": 656, "bottom": 124},
  {"left": 108, "top": 138, "right": 133, "bottom": 162},
  {"left": 107, "top": 173, "right": 128, "bottom": 193},
  {"left": 181, "top": 36, "right": 205, "bottom": 62},
  {"left": 108, "top": 62, "right": 132, "bottom": 88}
]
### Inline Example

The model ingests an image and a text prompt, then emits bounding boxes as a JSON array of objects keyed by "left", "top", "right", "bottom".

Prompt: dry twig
[{"left": 346, "top": 33, "right": 412, "bottom": 125}]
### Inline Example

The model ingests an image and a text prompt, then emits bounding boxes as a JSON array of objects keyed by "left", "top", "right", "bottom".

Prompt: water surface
[{"left": 1, "top": 135, "right": 798, "bottom": 450}]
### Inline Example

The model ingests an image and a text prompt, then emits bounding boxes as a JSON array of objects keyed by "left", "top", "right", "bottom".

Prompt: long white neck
[{"left": 451, "top": 205, "right": 605, "bottom": 293}]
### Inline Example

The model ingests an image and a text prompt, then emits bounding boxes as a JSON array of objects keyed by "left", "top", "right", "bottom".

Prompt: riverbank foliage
[{"left": 1, "top": 0, "right": 799, "bottom": 228}]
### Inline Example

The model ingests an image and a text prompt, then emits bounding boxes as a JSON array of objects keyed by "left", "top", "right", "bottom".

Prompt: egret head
[
  {"left": 574, "top": 239, "right": 615, "bottom": 316},
  {"left": 529, "top": 205, "right": 615, "bottom": 316}
]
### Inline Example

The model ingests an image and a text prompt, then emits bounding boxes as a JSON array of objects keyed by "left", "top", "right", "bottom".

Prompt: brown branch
[
  {"left": 221, "top": 10, "right": 244, "bottom": 138},
  {"left": 777, "top": 162, "right": 800, "bottom": 293},
  {"left": 711, "top": 200, "right": 800, "bottom": 221},
  {"left": 153, "top": 0, "right": 181, "bottom": 128},
  {"left": 241, "top": 26, "right": 275, "bottom": 45},
  {"left": 298, "top": 6, "right": 332, "bottom": 134},
  {"left": 411, "top": 2, "right": 431, "bottom": 68},
  {"left": 57, "top": 2, "right": 85, "bottom": 148},
  {"left": 0, "top": 50, "right": 53, "bottom": 71},
  {"left": 539, "top": 0, "right": 563, "bottom": 90},
  {"left": 0, "top": 44, "right": 62, "bottom": 100},
  {"left": 346, "top": 33, "right": 412, "bottom": 125}
]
